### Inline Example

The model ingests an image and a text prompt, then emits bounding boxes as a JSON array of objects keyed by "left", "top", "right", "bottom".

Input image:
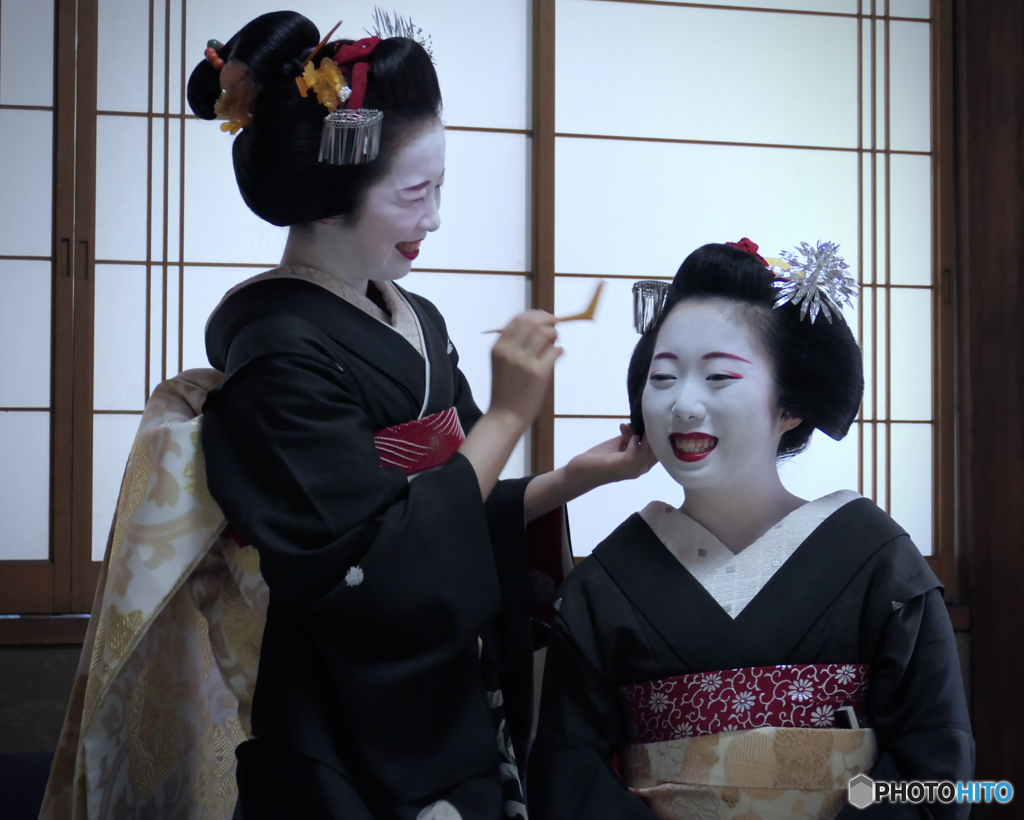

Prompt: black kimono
[
  {"left": 528, "top": 495, "right": 973, "bottom": 819},
  {"left": 202, "top": 274, "right": 539, "bottom": 820}
]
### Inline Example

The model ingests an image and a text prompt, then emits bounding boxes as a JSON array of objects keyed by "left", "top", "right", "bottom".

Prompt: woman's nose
[
  {"left": 672, "top": 385, "right": 706, "bottom": 422},
  {"left": 420, "top": 190, "right": 441, "bottom": 233}
]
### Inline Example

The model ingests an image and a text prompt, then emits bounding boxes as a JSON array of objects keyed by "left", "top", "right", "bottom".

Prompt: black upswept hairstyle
[
  {"left": 186, "top": 11, "right": 442, "bottom": 226},
  {"left": 627, "top": 243, "right": 864, "bottom": 458}
]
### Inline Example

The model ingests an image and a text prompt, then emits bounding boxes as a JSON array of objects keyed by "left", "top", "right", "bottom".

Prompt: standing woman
[
  {"left": 528, "top": 241, "right": 973, "bottom": 819},
  {"left": 187, "top": 10, "right": 652, "bottom": 820}
]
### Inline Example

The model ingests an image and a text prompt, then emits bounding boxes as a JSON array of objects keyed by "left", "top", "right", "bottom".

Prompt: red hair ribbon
[
  {"left": 333, "top": 36, "right": 381, "bottom": 110},
  {"left": 726, "top": 237, "right": 769, "bottom": 268}
]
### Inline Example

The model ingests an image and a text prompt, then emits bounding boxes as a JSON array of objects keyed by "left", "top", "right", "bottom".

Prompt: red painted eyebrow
[
  {"left": 701, "top": 351, "right": 752, "bottom": 364},
  {"left": 652, "top": 352, "right": 677, "bottom": 361}
]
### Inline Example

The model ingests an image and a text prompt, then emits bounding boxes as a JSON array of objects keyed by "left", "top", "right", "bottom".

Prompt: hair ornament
[
  {"left": 368, "top": 8, "right": 434, "bottom": 59},
  {"left": 297, "top": 57, "right": 350, "bottom": 111},
  {"left": 770, "top": 240, "right": 859, "bottom": 324},
  {"left": 214, "top": 74, "right": 258, "bottom": 134},
  {"left": 205, "top": 39, "right": 225, "bottom": 70},
  {"left": 725, "top": 237, "right": 768, "bottom": 267},
  {"left": 632, "top": 280, "right": 671, "bottom": 334}
]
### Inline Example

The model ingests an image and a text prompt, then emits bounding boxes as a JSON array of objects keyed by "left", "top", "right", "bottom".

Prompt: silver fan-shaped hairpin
[
  {"left": 632, "top": 280, "right": 671, "bottom": 334},
  {"left": 770, "top": 240, "right": 859, "bottom": 324},
  {"left": 368, "top": 8, "right": 434, "bottom": 59}
]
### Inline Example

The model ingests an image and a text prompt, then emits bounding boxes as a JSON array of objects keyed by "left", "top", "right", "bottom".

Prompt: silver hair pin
[
  {"left": 320, "top": 109, "right": 383, "bottom": 165},
  {"left": 368, "top": 8, "right": 434, "bottom": 59},
  {"left": 632, "top": 280, "right": 671, "bottom": 334},
  {"left": 770, "top": 240, "right": 859, "bottom": 324}
]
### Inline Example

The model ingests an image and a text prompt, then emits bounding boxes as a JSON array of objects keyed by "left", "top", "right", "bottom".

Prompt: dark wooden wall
[{"left": 955, "top": 0, "right": 1024, "bottom": 803}]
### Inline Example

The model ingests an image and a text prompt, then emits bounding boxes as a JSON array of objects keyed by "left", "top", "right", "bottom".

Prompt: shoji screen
[
  {"left": 552, "top": 0, "right": 941, "bottom": 557},
  {"left": 0, "top": 0, "right": 56, "bottom": 563},
  {"left": 88, "top": 0, "right": 534, "bottom": 560}
]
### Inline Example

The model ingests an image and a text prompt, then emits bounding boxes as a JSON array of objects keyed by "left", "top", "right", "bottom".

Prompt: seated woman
[{"left": 527, "top": 241, "right": 974, "bottom": 819}]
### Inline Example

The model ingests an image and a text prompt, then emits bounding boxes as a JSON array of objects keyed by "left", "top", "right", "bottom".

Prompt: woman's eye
[
  {"left": 649, "top": 373, "right": 675, "bottom": 382},
  {"left": 707, "top": 373, "right": 738, "bottom": 382}
]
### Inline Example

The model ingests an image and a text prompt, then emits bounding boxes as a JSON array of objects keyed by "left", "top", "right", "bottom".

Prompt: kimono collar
[{"left": 208, "top": 267, "right": 425, "bottom": 357}]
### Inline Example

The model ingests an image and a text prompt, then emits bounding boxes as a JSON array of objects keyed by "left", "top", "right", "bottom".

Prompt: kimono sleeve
[
  {"left": 839, "top": 587, "right": 974, "bottom": 818},
  {"left": 527, "top": 564, "right": 657, "bottom": 820}
]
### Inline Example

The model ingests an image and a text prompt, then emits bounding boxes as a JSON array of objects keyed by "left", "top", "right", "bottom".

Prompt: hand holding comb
[{"left": 484, "top": 280, "right": 606, "bottom": 333}]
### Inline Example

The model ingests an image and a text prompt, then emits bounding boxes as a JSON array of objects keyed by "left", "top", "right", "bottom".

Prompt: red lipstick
[
  {"left": 670, "top": 432, "right": 718, "bottom": 462},
  {"left": 396, "top": 240, "right": 421, "bottom": 260}
]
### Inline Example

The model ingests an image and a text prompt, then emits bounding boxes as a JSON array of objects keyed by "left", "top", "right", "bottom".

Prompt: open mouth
[
  {"left": 670, "top": 433, "right": 718, "bottom": 463},
  {"left": 396, "top": 240, "right": 421, "bottom": 260}
]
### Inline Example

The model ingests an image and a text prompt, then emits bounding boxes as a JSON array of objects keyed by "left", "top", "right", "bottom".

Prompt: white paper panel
[
  {"left": 166, "top": 121, "right": 183, "bottom": 262},
  {"left": 0, "top": 109, "right": 53, "bottom": 257},
  {"left": 93, "top": 265, "right": 147, "bottom": 411},
  {"left": 876, "top": 19, "right": 887, "bottom": 149},
  {"left": 556, "top": 417, "right": 684, "bottom": 556},
  {"left": 95, "top": 115, "right": 150, "bottom": 261},
  {"left": 181, "top": 266, "right": 264, "bottom": 372},
  {"left": 167, "top": 0, "right": 186, "bottom": 117},
  {"left": 97, "top": 0, "right": 151, "bottom": 112},
  {"left": 861, "top": 25, "right": 872, "bottom": 150},
  {"left": 0, "top": 0, "right": 55, "bottom": 107},
  {"left": 554, "top": 277, "right": 637, "bottom": 417},
  {"left": 148, "top": 268, "right": 163, "bottom": 392},
  {"left": 889, "top": 288, "right": 932, "bottom": 421},
  {"left": 889, "top": 154, "right": 931, "bottom": 286},
  {"left": 889, "top": 422, "right": 932, "bottom": 554},
  {"left": 860, "top": 286, "right": 876, "bottom": 420},
  {"left": 889, "top": 0, "right": 931, "bottom": 21},
  {"left": 185, "top": 1, "right": 531, "bottom": 131},
  {"left": 0, "top": 260, "right": 51, "bottom": 407},
  {"left": 417, "top": 131, "right": 531, "bottom": 273},
  {"left": 876, "top": 421, "right": 888, "bottom": 512},
  {"left": 861, "top": 154, "right": 874, "bottom": 284},
  {"left": 93, "top": 414, "right": 143, "bottom": 560},
  {"left": 779, "top": 426, "right": 861, "bottom": 501},
  {"left": 166, "top": 264, "right": 181, "bottom": 376},
  {"left": 889, "top": 22, "right": 931, "bottom": 153},
  {"left": 0, "top": 411, "right": 50, "bottom": 560},
  {"left": 875, "top": 155, "right": 888, "bottom": 284},
  {"left": 182, "top": 119, "right": 287, "bottom": 264},
  {"left": 555, "top": 139, "right": 859, "bottom": 279},
  {"left": 861, "top": 286, "right": 888, "bottom": 420},
  {"left": 556, "top": 0, "right": 857, "bottom": 147},
  {"left": 861, "top": 422, "right": 874, "bottom": 499}
]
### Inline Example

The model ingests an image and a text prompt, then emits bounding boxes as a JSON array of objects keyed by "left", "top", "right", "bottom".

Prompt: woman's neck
[
  {"left": 280, "top": 222, "right": 369, "bottom": 295},
  {"left": 680, "top": 470, "right": 806, "bottom": 555}
]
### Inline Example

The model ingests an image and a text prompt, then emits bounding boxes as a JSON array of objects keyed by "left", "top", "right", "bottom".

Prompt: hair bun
[{"left": 187, "top": 11, "right": 320, "bottom": 120}]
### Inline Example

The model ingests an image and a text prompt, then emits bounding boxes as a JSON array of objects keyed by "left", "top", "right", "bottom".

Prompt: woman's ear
[{"left": 779, "top": 412, "right": 803, "bottom": 434}]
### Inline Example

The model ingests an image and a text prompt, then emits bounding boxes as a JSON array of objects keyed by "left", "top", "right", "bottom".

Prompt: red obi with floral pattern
[
  {"left": 622, "top": 663, "right": 869, "bottom": 743},
  {"left": 373, "top": 407, "right": 465, "bottom": 475}
]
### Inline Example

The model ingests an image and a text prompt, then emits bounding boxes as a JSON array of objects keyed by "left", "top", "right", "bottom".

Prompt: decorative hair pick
[
  {"left": 483, "top": 280, "right": 606, "bottom": 333},
  {"left": 368, "top": 8, "right": 434, "bottom": 58},
  {"left": 769, "top": 240, "right": 859, "bottom": 324},
  {"left": 632, "top": 280, "right": 670, "bottom": 334}
]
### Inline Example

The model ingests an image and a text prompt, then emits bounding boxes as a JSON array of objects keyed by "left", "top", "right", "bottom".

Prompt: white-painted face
[
  {"left": 642, "top": 299, "right": 794, "bottom": 492},
  {"left": 335, "top": 119, "right": 445, "bottom": 282}
]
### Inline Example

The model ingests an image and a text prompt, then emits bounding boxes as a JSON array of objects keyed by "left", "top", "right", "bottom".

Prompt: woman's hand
[
  {"left": 523, "top": 424, "right": 657, "bottom": 523},
  {"left": 564, "top": 424, "right": 658, "bottom": 487},
  {"left": 460, "top": 311, "right": 561, "bottom": 502},
  {"left": 488, "top": 310, "right": 562, "bottom": 431}
]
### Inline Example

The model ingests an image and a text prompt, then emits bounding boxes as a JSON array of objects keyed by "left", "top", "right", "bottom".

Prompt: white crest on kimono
[
  {"left": 416, "top": 800, "right": 462, "bottom": 820},
  {"left": 487, "top": 689, "right": 504, "bottom": 709},
  {"left": 345, "top": 565, "right": 365, "bottom": 587},
  {"left": 892, "top": 600, "right": 905, "bottom": 611}
]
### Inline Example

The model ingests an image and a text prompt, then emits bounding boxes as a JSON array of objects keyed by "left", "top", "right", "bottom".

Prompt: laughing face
[
  {"left": 642, "top": 299, "right": 795, "bottom": 493},
  {"left": 334, "top": 119, "right": 445, "bottom": 282}
]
